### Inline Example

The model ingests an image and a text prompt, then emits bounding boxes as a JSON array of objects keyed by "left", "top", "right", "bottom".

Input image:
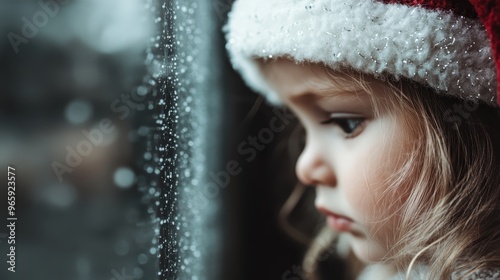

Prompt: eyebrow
[{"left": 288, "top": 88, "right": 369, "bottom": 104}]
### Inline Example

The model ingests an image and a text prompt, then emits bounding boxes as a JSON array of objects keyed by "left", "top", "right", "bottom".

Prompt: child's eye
[{"left": 320, "top": 116, "right": 365, "bottom": 138}]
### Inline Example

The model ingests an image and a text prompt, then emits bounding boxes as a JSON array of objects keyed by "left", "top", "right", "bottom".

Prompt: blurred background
[
  {"left": 0, "top": 0, "right": 326, "bottom": 279},
  {"left": 0, "top": 0, "right": 159, "bottom": 279}
]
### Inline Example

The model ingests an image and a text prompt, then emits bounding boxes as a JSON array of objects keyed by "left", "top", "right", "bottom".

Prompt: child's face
[{"left": 259, "top": 59, "right": 412, "bottom": 263}]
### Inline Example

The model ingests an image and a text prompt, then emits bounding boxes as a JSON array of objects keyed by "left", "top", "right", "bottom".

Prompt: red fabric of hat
[{"left": 470, "top": 0, "right": 500, "bottom": 107}]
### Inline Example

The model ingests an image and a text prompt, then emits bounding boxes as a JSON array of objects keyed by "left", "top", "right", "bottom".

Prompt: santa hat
[{"left": 223, "top": 0, "right": 500, "bottom": 107}]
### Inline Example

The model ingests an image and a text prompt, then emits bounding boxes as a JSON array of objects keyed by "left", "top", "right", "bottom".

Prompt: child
[{"left": 224, "top": 0, "right": 500, "bottom": 279}]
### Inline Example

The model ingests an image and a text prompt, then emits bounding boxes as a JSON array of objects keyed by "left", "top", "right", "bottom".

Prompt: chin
[{"left": 349, "top": 236, "right": 388, "bottom": 264}]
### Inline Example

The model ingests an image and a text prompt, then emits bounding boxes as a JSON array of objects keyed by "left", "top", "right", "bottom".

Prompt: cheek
[
  {"left": 343, "top": 159, "right": 387, "bottom": 222},
  {"left": 342, "top": 158, "right": 402, "bottom": 254},
  {"left": 347, "top": 136, "right": 392, "bottom": 201},
  {"left": 343, "top": 132, "right": 409, "bottom": 237}
]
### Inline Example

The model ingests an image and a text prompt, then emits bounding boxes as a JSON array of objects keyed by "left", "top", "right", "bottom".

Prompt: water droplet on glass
[
  {"left": 138, "top": 253, "right": 149, "bottom": 265},
  {"left": 42, "top": 182, "right": 77, "bottom": 208},
  {"left": 113, "top": 167, "right": 136, "bottom": 189},
  {"left": 64, "top": 100, "right": 93, "bottom": 124},
  {"left": 149, "top": 247, "right": 157, "bottom": 255}
]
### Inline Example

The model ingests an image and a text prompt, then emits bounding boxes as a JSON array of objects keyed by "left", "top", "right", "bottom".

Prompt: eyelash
[{"left": 320, "top": 116, "right": 365, "bottom": 138}]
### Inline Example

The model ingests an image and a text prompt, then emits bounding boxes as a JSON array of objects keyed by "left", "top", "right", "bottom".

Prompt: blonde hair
[
  {"left": 257, "top": 58, "right": 500, "bottom": 280},
  {"left": 383, "top": 76, "right": 500, "bottom": 279}
]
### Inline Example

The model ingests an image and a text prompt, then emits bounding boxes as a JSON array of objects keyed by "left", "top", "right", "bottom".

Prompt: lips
[{"left": 317, "top": 206, "right": 354, "bottom": 232}]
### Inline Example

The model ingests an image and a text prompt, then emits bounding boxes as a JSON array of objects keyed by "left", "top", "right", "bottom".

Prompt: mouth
[{"left": 317, "top": 206, "right": 355, "bottom": 233}]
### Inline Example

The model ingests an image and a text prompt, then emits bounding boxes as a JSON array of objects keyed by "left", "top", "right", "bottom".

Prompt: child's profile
[{"left": 224, "top": 0, "right": 500, "bottom": 279}]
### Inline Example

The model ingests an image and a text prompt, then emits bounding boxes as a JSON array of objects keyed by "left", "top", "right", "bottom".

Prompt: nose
[{"left": 295, "top": 139, "right": 336, "bottom": 187}]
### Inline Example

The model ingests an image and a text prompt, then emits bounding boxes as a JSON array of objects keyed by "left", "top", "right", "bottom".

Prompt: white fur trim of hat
[{"left": 223, "top": 0, "right": 497, "bottom": 106}]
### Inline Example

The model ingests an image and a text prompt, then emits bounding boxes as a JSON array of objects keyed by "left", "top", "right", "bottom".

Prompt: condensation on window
[{"left": 142, "top": 1, "right": 224, "bottom": 279}]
